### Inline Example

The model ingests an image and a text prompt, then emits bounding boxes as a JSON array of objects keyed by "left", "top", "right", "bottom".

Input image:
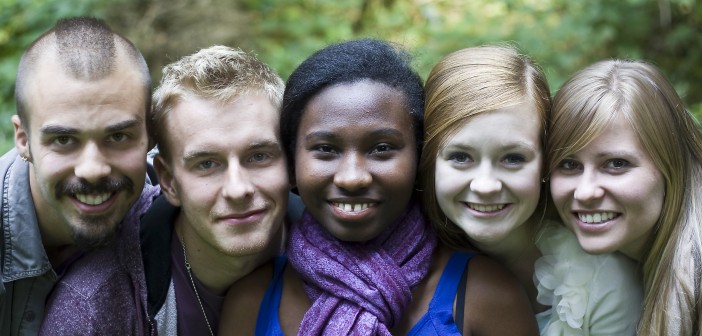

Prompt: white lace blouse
[{"left": 533, "top": 223, "right": 643, "bottom": 335}]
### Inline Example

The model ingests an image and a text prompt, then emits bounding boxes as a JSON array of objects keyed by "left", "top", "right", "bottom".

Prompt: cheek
[
  {"left": 255, "top": 165, "right": 290, "bottom": 201},
  {"left": 549, "top": 175, "right": 573, "bottom": 207},
  {"left": 435, "top": 168, "right": 457, "bottom": 198},
  {"left": 383, "top": 161, "right": 417, "bottom": 192},
  {"left": 509, "top": 169, "right": 542, "bottom": 202},
  {"left": 33, "top": 153, "right": 76, "bottom": 184},
  {"left": 120, "top": 156, "right": 148, "bottom": 181},
  {"left": 294, "top": 156, "right": 330, "bottom": 195},
  {"left": 629, "top": 175, "right": 665, "bottom": 218},
  {"left": 434, "top": 163, "right": 464, "bottom": 212}
]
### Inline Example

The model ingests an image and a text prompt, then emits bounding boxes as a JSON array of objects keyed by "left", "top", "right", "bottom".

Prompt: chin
[{"left": 578, "top": 241, "right": 617, "bottom": 255}]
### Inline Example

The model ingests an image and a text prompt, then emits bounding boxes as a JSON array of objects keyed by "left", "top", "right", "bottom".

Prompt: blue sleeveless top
[
  {"left": 407, "top": 252, "right": 474, "bottom": 335},
  {"left": 255, "top": 252, "right": 474, "bottom": 336},
  {"left": 256, "top": 256, "right": 287, "bottom": 336}
]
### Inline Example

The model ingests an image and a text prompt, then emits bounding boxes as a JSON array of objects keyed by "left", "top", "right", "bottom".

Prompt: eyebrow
[
  {"left": 182, "top": 140, "right": 282, "bottom": 162},
  {"left": 443, "top": 141, "right": 538, "bottom": 152},
  {"left": 39, "top": 119, "right": 142, "bottom": 135},
  {"left": 594, "top": 150, "right": 638, "bottom": 159},
  {"left": 39, "top": 125, "right": 78, "bottom": 135},
  {"left": 304, "top": 128, "right": 405, "bottom": 141},
  {"left": 248, "top": 139, "right": 282, "bottom": 151},
  {"left": 105, "top": 119, "right": 142, "bottom": 133}
]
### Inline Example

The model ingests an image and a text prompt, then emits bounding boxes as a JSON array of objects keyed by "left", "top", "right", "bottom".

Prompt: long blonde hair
[
  {"left": 548, "top": 59, "right": 702, "bottom": 335},
  {"left": 419, "top": 45, "right": 551, "bottom": 250}
]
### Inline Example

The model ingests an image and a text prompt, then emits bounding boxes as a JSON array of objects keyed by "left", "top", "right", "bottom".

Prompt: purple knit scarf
[{"left": 287, "top": 201, "right": 437, "bottom": 335}]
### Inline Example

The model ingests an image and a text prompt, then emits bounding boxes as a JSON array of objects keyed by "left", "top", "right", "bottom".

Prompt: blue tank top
[
  {"left": 407, "top": 252, "right": 474, "bottom": 335},
  {"left": 255, "top": 252, "right": 474, "bottom": 336},
  {"left": 256, "top": 256, "right": 287, "bottom": 336}
]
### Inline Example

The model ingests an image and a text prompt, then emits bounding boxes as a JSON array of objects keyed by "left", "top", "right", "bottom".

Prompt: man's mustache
[{"left": 55, "top": 177, "right": 134, "bottom": 198}]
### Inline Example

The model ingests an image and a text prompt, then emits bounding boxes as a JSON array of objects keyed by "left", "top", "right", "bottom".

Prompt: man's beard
[{"left": 56, "top": 176, "right": 134, "bottom": 251}]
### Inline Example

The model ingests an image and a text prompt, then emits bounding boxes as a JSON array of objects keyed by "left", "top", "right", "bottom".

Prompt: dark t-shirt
[{"left": 171, "top": 232, "right": 224, "bottom": 335}]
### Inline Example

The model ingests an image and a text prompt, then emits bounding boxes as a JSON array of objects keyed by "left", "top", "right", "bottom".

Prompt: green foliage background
[{"left": 2, "top": 0, "right": 701, "bottom": 153}]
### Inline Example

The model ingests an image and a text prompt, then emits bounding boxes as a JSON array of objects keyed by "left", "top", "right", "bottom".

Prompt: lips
[{"left": 218, "top": 208, "right": 266, "bottom": 226}]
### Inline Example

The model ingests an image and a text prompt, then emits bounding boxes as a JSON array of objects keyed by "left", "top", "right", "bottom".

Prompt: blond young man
[{"left": 140, "top": 46, "right": 290, "bottom": 335}]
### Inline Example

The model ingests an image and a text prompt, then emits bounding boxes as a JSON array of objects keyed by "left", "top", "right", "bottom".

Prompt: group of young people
[{"left": 1, "top": 15, "right": 700, "bottom": 336}]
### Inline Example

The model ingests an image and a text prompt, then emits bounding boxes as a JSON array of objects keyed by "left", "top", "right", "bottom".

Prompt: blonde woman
[
  {"left": 548, "top": 59, "right": 702, "bottom": 335},
  {"left": 420, "top": 46, "right": 643, "bottom": 334}
]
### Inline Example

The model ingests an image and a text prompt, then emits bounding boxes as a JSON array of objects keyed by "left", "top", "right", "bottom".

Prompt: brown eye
[{"left": 54, "top": 136, "right": 73, "bottom": 146}]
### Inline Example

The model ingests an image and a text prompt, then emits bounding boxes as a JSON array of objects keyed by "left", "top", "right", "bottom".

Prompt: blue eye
[
  {"left": 558, "top": 159, "right": 582, "bottom": 171},
  {"left": 197, "top": 160, "right": 216, "bottom": 170},
  {"left": 605, "top": 159, "right": 630, "bottom": 169},
  {"left": 249, "top": 153, "right": 272, "bottom": 163},
  {"left": 503, "top": 153, "right": 526, "bottom": 165},
  {"left": 447, "top": 152, "right": 471, "bottom": 164}
]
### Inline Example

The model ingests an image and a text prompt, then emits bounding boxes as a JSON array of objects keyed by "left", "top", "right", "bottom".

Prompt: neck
[
  {"left": 620, "top": 239, "right": 646, "bottom": 262},
  {"left": 175, "top": 216, "right": 283, "bottom": 295},
  {"left": 472, "top": 219, "right": 539, "bottom": 266},
  {"left": 472, "top": 218, "right": 545, "bottom": 311}
]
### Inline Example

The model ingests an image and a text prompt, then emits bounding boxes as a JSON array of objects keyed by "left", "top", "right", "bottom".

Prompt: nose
[
  {"left": 573, "top": 169, "right": 605, "bottom": 202},
  {"left": 222, "top": 163, "right": 255, "bottom": 201},
  {"left": 74, "top": 142, "right": 111, "bottom": 183},
  {"left": 333, "top": 153, "right": 371, "bottom": 192},
  {"left": 469, "top": 163, "right": 502, "bottom": 195}
]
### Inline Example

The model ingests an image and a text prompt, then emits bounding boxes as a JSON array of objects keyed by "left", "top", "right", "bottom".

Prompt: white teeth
[
  {"left": 76, "top": 193, "right": 112, "bottom": 206},
  {"left": 334, "top": 203, "right": 371, "bottom": 213},
  {"left": 578, "top": 212, "right": 616, "bottom": 224},
  {"left": 468, "top": 203, "right": 506, "bottom": 213}
]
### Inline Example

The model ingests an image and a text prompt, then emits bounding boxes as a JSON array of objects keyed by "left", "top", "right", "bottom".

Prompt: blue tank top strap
[
  {"left": 430, "top": 251, "right": 475, "bottom": 311},
  {"left": 406, "top": 251, "right": 475, "bottom": 336},
  {"left": 255, "top": 255, "right": 287, "bottom": 336}
]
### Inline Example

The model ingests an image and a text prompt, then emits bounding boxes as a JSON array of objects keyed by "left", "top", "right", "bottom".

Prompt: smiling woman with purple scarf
[{"left": 219, "top": 39, "right": 538, "bottom": 336}]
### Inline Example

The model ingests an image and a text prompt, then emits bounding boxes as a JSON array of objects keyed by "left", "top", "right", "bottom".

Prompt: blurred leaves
[{"left": 1, "top": 0, "right": 701, "bottom": 153}]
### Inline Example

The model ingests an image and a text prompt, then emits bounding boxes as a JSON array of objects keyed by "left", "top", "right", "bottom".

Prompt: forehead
[
  {"left": 445, "top": 102, "right": 541, "bottom": 146},
  {"left": 24, "top": 52, "right": 147, "bottom": 130},
  {"left": 583, "top": 113, "right": 644, "bottom": 152},
  {"left": 166, "top": 93, "right": 280, "bottom": 156},
  {"left": 300, "top": 80, "right": 413, "bottom": 133}
]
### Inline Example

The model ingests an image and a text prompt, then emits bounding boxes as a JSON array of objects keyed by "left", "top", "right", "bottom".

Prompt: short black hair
[{"left": 280, "top": 39, "right": 425, "bottom": 174}]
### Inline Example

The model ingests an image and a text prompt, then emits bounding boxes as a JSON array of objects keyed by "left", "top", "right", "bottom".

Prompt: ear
[
  {"left": 153, "top": 154, "right": 182, "bottom": 207},
  {"left": 12, "top": 115, "right": 31, "bottom": 159}
]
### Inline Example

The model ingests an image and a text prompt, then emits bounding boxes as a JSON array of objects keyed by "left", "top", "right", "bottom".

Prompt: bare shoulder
[
  {"left": 462, "top": 255, "right": 538, "bottom": 336},
  {"left": 219, "top": 261, "right": 274, "bottom": 335},
  {"left": 279, "top": 265, "right": 312, "bottom": 334}
]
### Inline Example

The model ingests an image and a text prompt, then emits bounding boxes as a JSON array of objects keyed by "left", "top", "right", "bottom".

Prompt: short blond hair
[{"left": 151, "top": 45, "right": 284, "bottom": 159}]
